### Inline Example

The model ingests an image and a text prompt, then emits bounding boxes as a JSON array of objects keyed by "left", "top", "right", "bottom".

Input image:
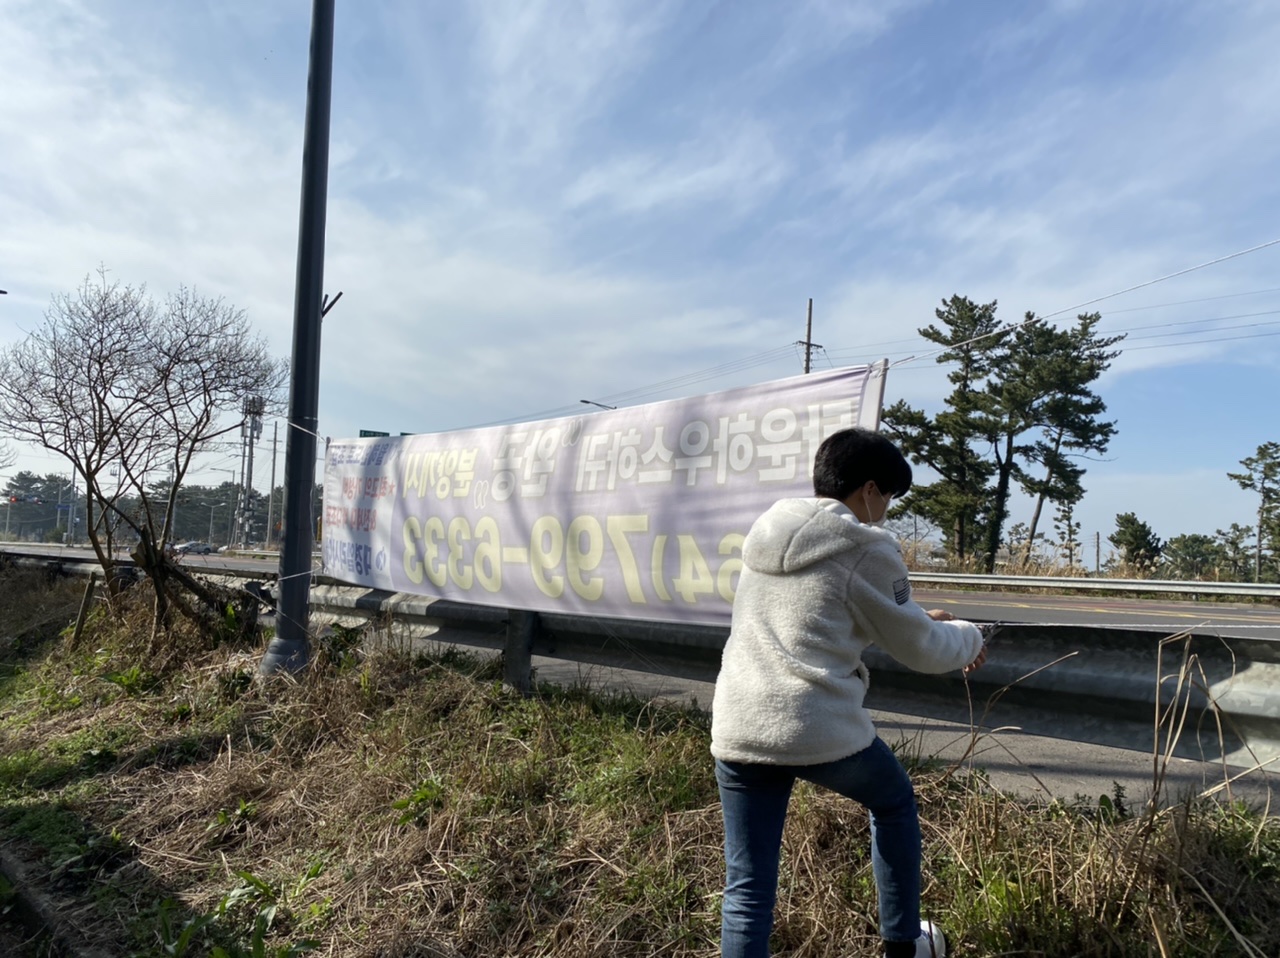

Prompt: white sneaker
[{"left": 914, "top": 921, "right": 947, "bottom": 958}]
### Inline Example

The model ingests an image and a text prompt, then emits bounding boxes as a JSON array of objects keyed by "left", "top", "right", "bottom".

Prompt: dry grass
[
  {"left": 0, "top": 568, "right": 1278, "bottom": 957},
  {"left": 0, "top": 562, "right": 86, "bottom": 647}
]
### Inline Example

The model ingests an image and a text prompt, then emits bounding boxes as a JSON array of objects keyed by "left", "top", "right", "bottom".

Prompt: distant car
[{"left": 175, "top": 541, "right": 214, "bottom": 555}]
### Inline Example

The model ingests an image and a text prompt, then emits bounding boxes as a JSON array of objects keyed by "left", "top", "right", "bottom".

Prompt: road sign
[{"left": 358, "top": 430, "right": 390, "bottom": 438}]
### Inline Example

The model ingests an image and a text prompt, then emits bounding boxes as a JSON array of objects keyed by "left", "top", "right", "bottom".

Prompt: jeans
[{"left": 715, "top": 738, "right": 921, "bottom": 957}]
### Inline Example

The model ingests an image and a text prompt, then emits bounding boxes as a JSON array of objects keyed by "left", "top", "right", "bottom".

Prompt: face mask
[{"left": 863, "top": 488, "right": 893, "bottom": 527}]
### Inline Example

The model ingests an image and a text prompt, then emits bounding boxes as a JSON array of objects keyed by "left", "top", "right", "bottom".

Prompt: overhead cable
[
  {"left": 1039, "top": 237, "right": 1280, "bottom": 320},
  {"left": 900, "top": 236, "right": 1280, "bottom": 365},
  {"left": 1100, "top": 286, "right": 1280, "bottom": 315}
]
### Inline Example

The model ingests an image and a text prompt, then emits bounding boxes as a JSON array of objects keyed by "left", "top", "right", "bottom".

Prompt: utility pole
[
  {"left": 797, "top": 298, "right": 822, "bottom": 373},
  {"left": 261, "top": 0, "right": 335, "bottom": 676},
  {"left": 265, "top": 421, "right": 278, "bottom": 550},
  {"left": 242, "top": 396, "right": 265, "bottom": 548},
  {"left": 1095, "top": 531, "right": 1101, "bottom": 574},
  {"left": 235, "top": 425, "right": 248, "bottom": 547}
]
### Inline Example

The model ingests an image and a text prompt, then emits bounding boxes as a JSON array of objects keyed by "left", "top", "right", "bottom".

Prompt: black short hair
[{"left": 812, "top": 427, "right": 913, "bottom": 501}]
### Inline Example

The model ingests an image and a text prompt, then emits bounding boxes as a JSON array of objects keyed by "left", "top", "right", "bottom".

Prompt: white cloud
[
  {"left": 563, "top": 121, "right": 787, "bottom": 215},
  {"left": 3, "top": 0, "right": 1280, "bottom": 544},
  {"left": 469, "top": 0, "right": 677, "bottom": 160},
  {"left": 768, "top": 0, "right": 931, "bottom": 70},
  {"left": 0, "top": 1, "right": 302, "bottom": 348}
]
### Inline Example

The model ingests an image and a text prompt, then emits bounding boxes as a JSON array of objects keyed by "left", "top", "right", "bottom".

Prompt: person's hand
[
  {"left": 964, "top": 622, "right": 997, "bottom": 674},
  {"left": 925, "top": 608, "right": 954, "bottom": 621}
]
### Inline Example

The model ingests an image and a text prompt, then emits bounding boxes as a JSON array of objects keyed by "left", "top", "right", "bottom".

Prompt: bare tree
[{"left": 0, "top": 269, "right": 286, "bottom": 634}]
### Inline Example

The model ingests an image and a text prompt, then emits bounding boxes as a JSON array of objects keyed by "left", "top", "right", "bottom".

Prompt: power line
[
  {"left": 845, "top": 324, "right": 1280, "bottom": 379},
  {"left": 1099, "top": 286, "right": 1280, "bottom": 315},
  {"left": 1039, "top": 237, "right": 1280, "bottom": 320},
  {"left": 1101, "top": 308, "right": 1280, "bottom": 335},
  {"left": 821, "top": 307, "right": 1280, "bottom": 367},
  {"left": 1122, "top": 318, "right": 1280, "bottom": 345},
  {"left": 599, "top": 344, "right": 799, "bottom": 403},
  {"left": 457, "top": 342, "right": 805, "bottom": 430},
  {"left": 814, "top": 288, "right": 1280, "bottom": 364},
  {"left": 1122, "top": 329, "right": 1280, "bottom": 352},
  {"left": 891, "top": 237, "right": 1280, "bottom": 366}
]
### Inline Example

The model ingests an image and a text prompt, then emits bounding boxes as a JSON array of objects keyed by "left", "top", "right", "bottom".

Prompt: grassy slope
[{"left": 0, "top": 568, "right": 1277, "bottom": 958}]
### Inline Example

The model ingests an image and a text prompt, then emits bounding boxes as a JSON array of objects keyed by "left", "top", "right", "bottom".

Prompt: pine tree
[
  {"left": 1227, "top": 442, "right": 1280, "bottom": 583},
  {"left": 1053, "top": 500, "right": 1082, "bottom": 568},
  {"left": 883, "top": 296, "right": 1005, "bottom": 559},
  {"left": 1020, "top": 313, "right": 1123, "bottom": 547},
  {"left": 887, "top": 298, "right": 1122, "bottom": 572},
  {"left": 1109, "top": 512, "right": 1162, "bottom": 571},
  {"left": 1162, "top": 534, "right": 1224, "bottom": 581},
  {"left": 1213, "top": 523, "right": 1253, "bottom": 580}
]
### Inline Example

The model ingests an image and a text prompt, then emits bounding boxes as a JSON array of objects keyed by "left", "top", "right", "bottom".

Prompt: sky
[{"left": 2, "top": 0, "right": 1279, "bottom": 555}]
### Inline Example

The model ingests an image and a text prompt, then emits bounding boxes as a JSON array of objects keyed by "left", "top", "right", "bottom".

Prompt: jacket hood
[{"left": 742, "top": 497, "right": 884, "bottom": 574}]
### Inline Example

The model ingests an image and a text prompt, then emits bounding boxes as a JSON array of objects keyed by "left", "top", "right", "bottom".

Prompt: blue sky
[{"left": 2, "top": 0, "right": 1279, "bottom": 553}]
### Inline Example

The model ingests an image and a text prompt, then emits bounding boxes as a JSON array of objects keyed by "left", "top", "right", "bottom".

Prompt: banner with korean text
[{"left": 322, "top": 363, "right": 887, "bottom": 626}]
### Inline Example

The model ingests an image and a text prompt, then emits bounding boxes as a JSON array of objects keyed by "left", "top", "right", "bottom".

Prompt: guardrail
[
  {"left": 307, "top": 584, "right": 1280, "bottom": 773},
  {"left": 914, "top": 571, "right": 1280, "bottom": 598},
  {"left": 5, "top": 547, "right": 1279, "bottom": 771},
  {"left": 5, "top": 545, "right": 1278, "bottom": 599}
]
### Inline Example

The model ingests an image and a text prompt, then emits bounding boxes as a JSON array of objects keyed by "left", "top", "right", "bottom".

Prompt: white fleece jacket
[{"left": 710, "top": 497, "right": 983, "bottom": 766}]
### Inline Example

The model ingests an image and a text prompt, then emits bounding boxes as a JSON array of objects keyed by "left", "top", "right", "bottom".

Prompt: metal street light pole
[
  {"left": 262, "top": 0, "right": 335, "bottom": 676},
  {"left": 209, "top": 502, "right": 229, "bottom": 544}
]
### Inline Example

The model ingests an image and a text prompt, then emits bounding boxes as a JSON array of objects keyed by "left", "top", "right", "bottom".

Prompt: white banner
[{"left": 322, "top": 363, "right": 886, "bottom": 626}]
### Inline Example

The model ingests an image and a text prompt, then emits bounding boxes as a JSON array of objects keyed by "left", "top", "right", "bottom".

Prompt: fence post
[
  {"left": 71, "top": 572, "right": 99, "bottom": 646},
  {"left": 504, "top": 609, "right": 538, "bottom": 694}
]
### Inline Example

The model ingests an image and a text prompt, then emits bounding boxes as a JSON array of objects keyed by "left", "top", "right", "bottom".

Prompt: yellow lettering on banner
[
  {"left": 531, "top": 516, "right": 565, "bottom": 598},
  {"left": 717, "top": 533, "right": 745, "bottom": 602},
  {"left": 474, "top": 517, "right": 502, "bottom": 592},
  {"left": 448, "top": 516, "right": 473, "bottom": 589},
  {"left": 674, "top": 534, "right": 715, "bottom": 603},
  {"left": 566, "top": 516, "right": 604, "bottom": 601},
  {"left": 401, "top": 452, "right": 423, "bottom": 499},
  {"left": 651, "top": 534, "right": 672, "bottom": 601},
  {"left": 424, "top": 516, "right": 447, "bottom": 587},
  {"left": 402, "top": 517, "right": 424, "bottom": 585},
  {"left": 606, "top": 514, "right": 648, "bottom": 603}
]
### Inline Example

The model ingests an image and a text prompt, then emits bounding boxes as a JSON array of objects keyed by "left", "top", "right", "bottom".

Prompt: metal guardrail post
[{"left": 504, "top": 610, "right": 539, "bottom": 694}]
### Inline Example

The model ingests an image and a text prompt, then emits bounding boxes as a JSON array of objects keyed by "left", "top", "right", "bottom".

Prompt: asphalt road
[
  {"left": 10, "top": 544, "right": 1280, "bottom": 640},
  {"left": 915, "top": 588, "right": 1280, "bottom": 640}
]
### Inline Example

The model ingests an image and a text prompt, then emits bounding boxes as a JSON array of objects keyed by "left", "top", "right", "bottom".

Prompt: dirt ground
[{"left": 0, "top": 911, "right": 43, "bottom": 957}]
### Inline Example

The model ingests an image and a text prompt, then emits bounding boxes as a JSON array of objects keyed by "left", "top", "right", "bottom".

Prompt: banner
[{"left": 322, "top": 363, "right": 886, "bottom": 626}]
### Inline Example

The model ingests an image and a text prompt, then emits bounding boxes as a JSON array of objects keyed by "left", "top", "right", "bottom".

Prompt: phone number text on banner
[{"left": 321, "top": 363, "right": 886, "bottom": 626}]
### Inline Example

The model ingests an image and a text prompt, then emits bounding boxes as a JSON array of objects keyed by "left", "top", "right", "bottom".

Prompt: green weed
[{"left": 392, "top": 777, "right": 446, "bottom": 825}]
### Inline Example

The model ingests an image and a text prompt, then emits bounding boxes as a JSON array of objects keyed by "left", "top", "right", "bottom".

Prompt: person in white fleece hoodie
[{"left": 710, "top": 427, "right": 987, "bottom": 958}]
